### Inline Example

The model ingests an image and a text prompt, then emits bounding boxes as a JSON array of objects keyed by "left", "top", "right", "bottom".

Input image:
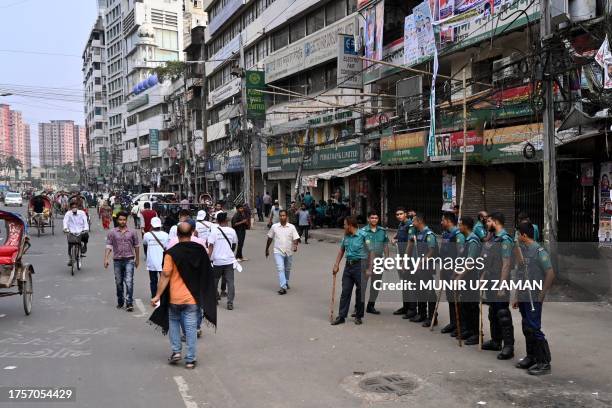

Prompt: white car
[
  {"left": 4, "top": 192, "right": 23, "bottom": 206},
  {"left": 131, "top": 192, "right": 175, "bottom": 212}
]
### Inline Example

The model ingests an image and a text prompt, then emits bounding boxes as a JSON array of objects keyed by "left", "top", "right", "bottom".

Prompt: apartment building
[
  {"left": 82, "top": 12, "right": 109, "bottom": 182},
  {"left": 38, "top": 120, "right": 83, "bottom": 167},
  {"left": 0, "top": 104, "right": 12, "bottom": 158},
  {"left": 0, "top": 104, "right": 31, "bottom": 171}
]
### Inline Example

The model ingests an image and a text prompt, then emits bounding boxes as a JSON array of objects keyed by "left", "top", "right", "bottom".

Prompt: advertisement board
[
  {"left": 149, "top": 129, "right": 159, "bottom": 157},
  {"left": 267, "top": 144, "right": 360, "bottom": 172},
  {"left": 337, "top": 34, "right": 362, "bottom": 89},
  {"left": 246, "top": 70, "right": 266, "bottom": 120},
  {"left": 380, "top": 131, "right": 426, "bottom": 164}
]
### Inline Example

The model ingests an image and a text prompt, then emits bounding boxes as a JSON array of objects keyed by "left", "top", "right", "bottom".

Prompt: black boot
[
  {"left": 464, "top": 334, "right": 479, "bottom": 345},
  {"left": 441, "top": 323, "right": 455, "bottom": 334},
  {"left": 393, "top": 303, "right": 408, "bottom": 315},
  {"left": 482, "top": 339, "right": 502, "bottom": 351},
  {"left": 527, "top": 339, "right": 551, "bottom": 376},
  {"left": 497, "top": 324, "right": 515, "bottom": 360},
  {"left": 516, "top": 339, "right": 536, "bottom": 369},
  {"left": 366, "top": 302, "right": 380, "bottom": 315},
  {"left": 402, "top": 309, "right": 417, "bottom": 319}
]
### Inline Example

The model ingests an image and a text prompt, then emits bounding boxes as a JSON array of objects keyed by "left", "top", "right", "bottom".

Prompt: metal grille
[{"left": 359, "top": 375, "right": 417, "bottom": 395}]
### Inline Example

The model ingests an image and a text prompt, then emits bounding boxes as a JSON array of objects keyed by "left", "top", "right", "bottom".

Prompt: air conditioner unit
[{"left": 492, "top": 53, "right": 525, "bottom": 84}]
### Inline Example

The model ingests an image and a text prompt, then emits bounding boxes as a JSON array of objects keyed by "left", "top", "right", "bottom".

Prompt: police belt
[{"left": 346, "top": 258, "right": 366, "bottom": 266}]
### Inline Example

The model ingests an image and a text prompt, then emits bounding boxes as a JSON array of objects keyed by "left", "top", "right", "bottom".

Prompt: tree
[{"left": 152, "top": 60, "right": 186, "bottom": 82}]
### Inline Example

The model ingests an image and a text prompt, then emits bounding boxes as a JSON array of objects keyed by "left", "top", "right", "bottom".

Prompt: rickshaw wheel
[
  {"left": 51, "top": 218, "right": 55, "bottom": 235},
  {"left": 20, "top": 269, "right": 33, "bottom": 315}
]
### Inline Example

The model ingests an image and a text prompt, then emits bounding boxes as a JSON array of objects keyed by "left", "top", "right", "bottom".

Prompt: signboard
[
  {"left": 430, "top": 130, "right": 482, "bottom": 161},
  {"left": 208, "top": 0, "right": 245, "bottom": 36},
  {"left": 337, "top": 34, "right": 362, "bottom": 89},
  {"left": 149, "top": 129, "right": 159, "bottom": 157},
  {"left": 264, "top": 109, "right": 360, "bottom": 135},
  {"left": 598, "top": 162, "right": 612, "bottom": 245},
  {"left": 482, "top": 123, "right": 543, "bottom": 162},
  {"left": 364, "top": 1, "right": 384, "bottom": 67},
  {"left": 226, "top": 155, "right": 244, "bottom": 173},
  {"left": 208, "top": 77, "right": 241, "bottom": 107},
  {"left": 246, "top": 70, "right": 266, "bottom": 120},
  {"left": 380, "top": 131, "right": 426, "bottom": 164},
  {"left": 264, "top": 15, "right": 358, "bottom": 83},
  {"left": 403, "top": 15, "right": 420, "bottom": 66},
  {"left": 267, "top": 144, "right": 360, "bottom": 172}
]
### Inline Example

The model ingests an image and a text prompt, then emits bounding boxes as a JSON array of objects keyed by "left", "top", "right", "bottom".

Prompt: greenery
[
  {"left": 0, "top": 155, "right": 23, "bottom": 180},
  {"left": 56, "top": 162, "right": 81, "bottom": 186},
  {"left": 152, "top": 60, "right": 186, "bottom": 82}
]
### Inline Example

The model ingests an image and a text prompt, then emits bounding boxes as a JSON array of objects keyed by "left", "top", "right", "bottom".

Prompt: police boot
[
  {"left": 527, "top": 339, "right": 551, "bottom": 376},
  {"left": 496, "top": 308, "right": 515, "bottom": 360},
  {"left": 516, "top": 336, "right": 536, "bottom": 369},
  {"left": 481, "top": 339, "right": 502, "bottom": 351}
]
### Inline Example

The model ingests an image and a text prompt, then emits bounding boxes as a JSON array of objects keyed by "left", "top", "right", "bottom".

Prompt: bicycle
[{"left": 66, "top": 231, "right": 84, "bottom": 276}]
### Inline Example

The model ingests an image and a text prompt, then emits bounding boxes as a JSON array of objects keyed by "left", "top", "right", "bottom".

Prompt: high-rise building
[
  {"left": 82, "top": 11, "right": 108, "bottom": 182},
  {"left": 73, "top": 124, "right": 87, "bottom": 164},
  {"left": 0, "top": 104, "right": 12, "bottom": 157},
  {"left": 38, "top": 120, "right": 83, "bottom": 167},
  {"left": 0, "top": 104, "right": 32, "bottom": 171},
  {"left": 23, "top": 124, "right": 31, "bottom": 171}
]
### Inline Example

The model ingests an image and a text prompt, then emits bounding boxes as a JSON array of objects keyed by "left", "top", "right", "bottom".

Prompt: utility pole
[
  {"left": 293, "top": 128, "right": 310, "bottom": 202},
  {"left": 239, "top": 33, "right": 252, "bottom": 207},
  {"left": 458, "top": 67, "right": 468, "bottom": 220},
  {"left": 200, "top": 36, "right": 209, "bottom": 196},
  {"left": 540, "top": 0, "right": 558, "bottom": 249}
]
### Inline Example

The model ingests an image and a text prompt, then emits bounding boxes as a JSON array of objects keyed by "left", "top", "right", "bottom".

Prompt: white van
[{"left": 131, "top": 192, "right": 175, "bottom": 211}]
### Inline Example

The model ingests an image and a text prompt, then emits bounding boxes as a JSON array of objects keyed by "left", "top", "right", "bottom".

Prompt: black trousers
[
  {"left": 338, "top": 261, "right": 367, "bottom": 319},
  {"left": 235, "top": 228, "right": 246, "bottom": 259},
  {"left": 298, "top": 225, "right": 309, "bottom": 243},
  {"left": 416, "top": 270, "right": 436, "bottom": 318},
  {"left": 264, "top": 204, "right": 272, "bottom": 217},
  {"left": 488, "top": 301, "right": 514, "bottom": 345}
]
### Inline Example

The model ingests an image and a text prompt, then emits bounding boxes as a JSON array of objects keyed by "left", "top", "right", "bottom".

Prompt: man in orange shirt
[{"left": 150, "top": 222, "right": 216, "bottom": 369}]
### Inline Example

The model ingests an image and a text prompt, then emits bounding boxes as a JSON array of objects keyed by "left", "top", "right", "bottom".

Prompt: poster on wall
[
  {"left": 403, "top": 15, "right": 420, "bottom": 66},
  {"left": 580, "top": 162, "right": 594, "bottom": 186},
  {"left": 599, "top": 162, "right": 612, "bottom": 245},
  {"left": 438, "top": 0, "right": 455, "bottom": 19},
  {"left": 431, "top": 133, "right": 452, "bottom": 161},
  {"left": 595, "top": 35, "right": 612, "bottom": 89},
  {"left": 442, "top": 173, "right": 456, "bottom": 211}
]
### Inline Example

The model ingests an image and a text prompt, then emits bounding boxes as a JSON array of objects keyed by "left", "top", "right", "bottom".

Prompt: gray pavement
[{"left": 0, "top": 207, "right": 611, "bottom": 408}]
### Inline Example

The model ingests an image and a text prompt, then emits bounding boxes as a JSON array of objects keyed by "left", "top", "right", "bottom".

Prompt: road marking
[
  {"left": 173, "top": 376, "right": 198, "bottom": 408},
  {"left": 134, "top": 299, "right": 147, "bottom": 317},
  {"left": 3, "top": 366, "right": 17, "bottom": 370}
]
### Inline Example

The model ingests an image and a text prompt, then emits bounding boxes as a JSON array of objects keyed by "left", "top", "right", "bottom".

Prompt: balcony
[{"left": 184, "top": 26, "right": 205, "bottom": 53}]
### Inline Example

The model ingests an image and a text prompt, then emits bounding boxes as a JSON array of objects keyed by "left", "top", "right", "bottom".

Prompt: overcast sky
[{"left": 0, "top": 0, "right": 98, "bottom": 166}]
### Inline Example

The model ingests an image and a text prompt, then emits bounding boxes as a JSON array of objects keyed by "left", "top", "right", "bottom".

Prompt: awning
[{"left": 303, "top": 161, "right": 379, "bottom": 187}]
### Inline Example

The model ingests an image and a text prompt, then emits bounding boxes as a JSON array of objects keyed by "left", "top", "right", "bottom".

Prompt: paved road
[{"left": 0, "top": 205, "right": 611, "bottom": 408}]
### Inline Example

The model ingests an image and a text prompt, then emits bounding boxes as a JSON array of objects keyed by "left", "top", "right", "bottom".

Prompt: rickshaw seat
[
  {"left": 0, "top": 246, "right": 18, "bottom": 264},
  {"left": 0, "top": 220, "right": 24, "bottom": 264}
]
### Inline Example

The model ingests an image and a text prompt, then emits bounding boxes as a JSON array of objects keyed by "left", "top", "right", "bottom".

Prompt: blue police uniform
[{"left": 337, "top": 230, "right": 369, "bottom": 321}]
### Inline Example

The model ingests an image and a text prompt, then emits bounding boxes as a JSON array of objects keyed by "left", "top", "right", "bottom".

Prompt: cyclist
[{"left": 63, "top": 201, "right": 90, "bottom": 266}]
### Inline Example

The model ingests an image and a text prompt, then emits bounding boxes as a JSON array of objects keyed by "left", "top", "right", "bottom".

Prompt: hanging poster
[
  {"left": 364, "top": 2, "right": 384, "bottom": 67},
  {"left": 375, "top": 1, "right": 385, "bottom": 63},
  {"left": 442, "top": 173, "right": 456, "bottom": 211},
  {"left": 431, "top": 133, "right": 452, "bottom": 161},
  {"left": 595, "top": 35, "right": 612, "bottom": 89},
  {"left": 413, "top": 1, "right": 436, "bottom": 58},
  {"left": 599, "top": 162, "right": 612, "bottom": 245},
  {"left": 404, "top": 15, "right": 420, "bottom": 66},
  {"left": 438, "top": 0, "right": 455, "bottom": 19}
]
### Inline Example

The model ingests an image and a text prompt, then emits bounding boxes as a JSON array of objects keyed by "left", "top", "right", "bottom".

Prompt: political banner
[{"left": 403, "top": 15, "right": 420, "bottom": 66}]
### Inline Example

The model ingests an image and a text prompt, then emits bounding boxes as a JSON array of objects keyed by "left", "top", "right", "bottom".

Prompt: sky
[{"left": 0, "top": 0, "right": 98, "bottom": 166}]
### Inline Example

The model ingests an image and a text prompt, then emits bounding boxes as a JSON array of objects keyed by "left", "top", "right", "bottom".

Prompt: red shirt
[{"left": 141, "top": 209, "right": 157, "bottom": 233}]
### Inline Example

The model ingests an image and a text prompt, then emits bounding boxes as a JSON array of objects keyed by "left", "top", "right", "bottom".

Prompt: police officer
[
  {"left": 331, "top": 216, "right": 372, "bottom": 326},
  {"left": 353, "top": 210, "right": 389, "bottom": 316},
  {"left": 515, "top": 212, "right": 540, "bottom": 242},
  {"left": 410, "top": 213, "right": 438, "bottom": 327},
  {"left": 458, "top": 216, "right": 483, "bottom": 345},
  {"left": 439, "top": 212, "right": 465, "bottom": 337},
  {"left": 513, "top": 222, "right": 555, "bottom": 375},
  {"left": 392, "top": 207, "right": 417, "bottom": 318},
  {"left": 481, "top": 212, "right": 515, "bottom": 360},
  {"left": 474, "top": 211, "right": 489, "bottom": 242}
]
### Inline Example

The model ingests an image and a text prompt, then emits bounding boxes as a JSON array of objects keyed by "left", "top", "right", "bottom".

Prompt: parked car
[
  {"left": 4, "top": 192, "right": 23, "bottom": 206},
  {"left": 131, "top": 192, "right": 175, "bottom": 212}
]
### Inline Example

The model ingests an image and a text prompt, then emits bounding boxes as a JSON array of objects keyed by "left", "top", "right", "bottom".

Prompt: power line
[{"left": 0, "top": 48, "right": 80, "bottom": 58}]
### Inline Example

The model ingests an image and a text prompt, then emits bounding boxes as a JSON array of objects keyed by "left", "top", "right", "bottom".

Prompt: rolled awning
[{"left": 303, "top": 160, "right": 379, "bottom": 187}]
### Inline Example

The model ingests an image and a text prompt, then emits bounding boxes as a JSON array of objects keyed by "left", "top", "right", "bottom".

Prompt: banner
[
  {"left": 430, "top": 130, "right": 483, "bottom": 161},
  {"left": 364, "top": 1, "right": 384, "bottom": 67},
  {"left": 414, "top": 1, "right": 436, "bottom": 58},
  {"left": 267, "top": 144, "right": 360, "bottom": 172},
  {"left": 246, "top": 70, "right": 266, "bottom": 120},
  {"left": 595, "top": 35, "right": 612, "bottom": 89},
  {"left": 442, "top": 174, "right": 456, "bottom": 211},
  {"left": 599, "top": 162, "right": 612, "bottom": 245},
  {"left": 337, "top": 34, "right": 362, "bottom": 89},
  {"left": 380, "top": 131, "right": 426, "bottom": 164},
  {"left": 403, "top": 15, "right": 420, "bottom": 66},
  {"left": 149, "top": 129, "right": 159, "bottom": 157}
]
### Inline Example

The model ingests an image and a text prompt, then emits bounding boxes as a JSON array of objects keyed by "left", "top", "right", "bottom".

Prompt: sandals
[
  {"left": 168, "top": 352, "right": 181, "bottom": 364},
  {"left": 185, "top": 361, "right": 196, "bottom": 369}
]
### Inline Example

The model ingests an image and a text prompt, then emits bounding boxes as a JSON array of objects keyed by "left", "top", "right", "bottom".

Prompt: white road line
[
  {"left": 173, "top": 376, "right": 198, "bottom": 408},
  {"left": 134, "top": 299, "right": 147, "bottom": 317}
]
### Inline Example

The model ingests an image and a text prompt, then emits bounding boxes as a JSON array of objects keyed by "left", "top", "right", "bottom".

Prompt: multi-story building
[
  {"left": 73, "top": 124, "right": 88, "bottom": 164},
  {"left": 0, "top": 104, "right": 31, "bottom": 171},
  {"left": 23, "top": 124, "right": 31, "bottom": 171},
  {"left": 38, "top": 120, "right": 84, "bottom": 167},
  {"left": 0, "top": 104, "right": 12, "bottom": 157},
  {"left": 82, "top": 11, "right": 109, "bottom": 185}
]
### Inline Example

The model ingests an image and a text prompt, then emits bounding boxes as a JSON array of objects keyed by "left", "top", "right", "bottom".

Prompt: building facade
[
  {"left": 0, "top": 104, "right": 31, "bottom": 171},
  {"left": 38, "top": 120, "right": 84, "bottom": 168}
]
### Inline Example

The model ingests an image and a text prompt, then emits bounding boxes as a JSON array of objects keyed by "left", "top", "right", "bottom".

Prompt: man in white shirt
[
  {"left": 168, "top": 209, "right": 192, "bottom": 240},
  {"left": 63, "top": 201, "right": 90, "bottom": 266},
  {"left": 265, "top": 209, "right": 300, "bottom": 295},
  {"left": 195, "top": 210, "right": 214, "bottom": 244},
  {"left": 142, "top": 217, "right": 169, "bottom": 298},
  {"left": 268, "top": 200, "right": 282, "bottom": 227},
  {"left": 207, "top": 212, "right": 238, "bottom": 310}
]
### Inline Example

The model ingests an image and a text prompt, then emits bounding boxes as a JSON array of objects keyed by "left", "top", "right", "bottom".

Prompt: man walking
[
  {"left": 481, "top": 212, "right": 516, "bottom": 360},
  {"left": 268, "top": 200, "right": 282, "bottom": 227},
  {"left": 104, "top": 211, "right": 140, "bottom": 312},
  {"left": 255, "top": 193, "right": 264, "bottom": 222},
  {"left": 296, "top": 203, "right": 311, "bottom": 244},
  {"left": 150, "top": 222, "right": 216, "bottom": 369},
  {"left": 231, "top": 204, "right": 249, "bottom": 261},
  {"left": 266, "top": 210, "right": 300, "bottom": 295},
  {"left": 195, "top": 210, "right": 214, "bottom": 243},
  {"left": 169, "top": 209, "right": 192, "bottom": 240},
  {"left": 360, "top": 211, "right": 388, "bottom": 315},
  {"left": 139, "top": 202, "right": 158, "bottom": 235},
  {"left": 513, "top": 222, "right": 554, "bottom": 375},
  {"left": 208, "top": 213, "right": 238, "bottom": 310},
  {"left": 331, "top": 216, "right": 371, "bottom": 326},
  {"left": 142, "top": 217, "right": 169, "bottom": 299},
  {"left": 263, "top": 191, "right": 272, "bottom": 217}
]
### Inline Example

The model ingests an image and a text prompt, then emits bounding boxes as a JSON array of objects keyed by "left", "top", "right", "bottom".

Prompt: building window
[
  {"left": 290, "top": 19, "right": 306, "bottom": 43},
  {"left": 306, "top": 7, "right": 325, "bottom": 35},
  {"left": 155, "top": 29, "right": 178, "bottom": 50},
  {"left": 326, "top": 0, "right": 346, "bottom": 25},
  {"left": 272, "top": 27, "right": 289, "bottom": 51}
]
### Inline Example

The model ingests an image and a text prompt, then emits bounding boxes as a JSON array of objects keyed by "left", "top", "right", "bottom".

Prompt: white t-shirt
[
  {"left": 168, "top": 224, "right": 178, "bottom": 240},
  {"left": 267, "top": 222, "right": 300, "bottom": 255},
  {"left": 208, "top": 226, "right": 238, "bottom": 266},
  {"left": 195, "top": 220, "right": 215, "bottom": 242},
  {"left": 142, "top": 230, "right": 169, "bottom": 271}
]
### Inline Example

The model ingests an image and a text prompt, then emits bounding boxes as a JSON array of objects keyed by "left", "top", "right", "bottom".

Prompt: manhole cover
[{"left": 359, "top": 374, "right": 417, "bottom": 396}]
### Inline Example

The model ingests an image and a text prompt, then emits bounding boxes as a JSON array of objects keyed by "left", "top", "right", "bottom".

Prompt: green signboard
[
  {"left": 481, "top": 124, "right": 543, "bottom": 163},
  {"left": 267, "top": 144, "right": 360, "bottom": 172},
  {"left": 380, "top": 132, "right": 425, "bottom": 164},
  {"left": 246, "top": 70, "right": 265, "bottom": 120},
  {"left": 149, "top": 129, "right": 160, "bottom": 156}
]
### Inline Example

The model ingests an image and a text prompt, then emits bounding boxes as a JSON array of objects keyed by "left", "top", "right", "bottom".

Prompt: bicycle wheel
[
  {"left": 76, "top": 245, "right": 81, "bottom": 271},
  {"left": 70, "top": 244, "right": 76, "bottom": 276}
]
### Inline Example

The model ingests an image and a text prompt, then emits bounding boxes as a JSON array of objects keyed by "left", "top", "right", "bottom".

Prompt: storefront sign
[
  {"left": 208, "top": 0, "right": 245, "bottom": 36},
  {"left": 266, "top": 110, "right": 360, "bottom": 134},
  {"left": 264, "top": 14, "right": 358, "bottom": 83},
  {"left": 246, "top": 70, "right": 266, "bottom": 120},
  {"left": 482, "top": 123, "right": 543, "bottom": 162},
  {"left": 208, "top": 77, "right": 241, "bottom": 107},
  {"left": 226, "top": 155, "right": 244, "bottom": 173},
  {"left": 430, "top": 130, "right": 482, "bottom": 161},
  {"left": 267, "top": 144, "right": 360, "bottom": 172},
  {"left": 337, "top": 34, "right": 362, "bottom": 89},
  {"left": 380, "top": 131, "right": 425, "bottom": 164},
  {"left": 149, "top": 129, "right": 159, "bottom": 157}
]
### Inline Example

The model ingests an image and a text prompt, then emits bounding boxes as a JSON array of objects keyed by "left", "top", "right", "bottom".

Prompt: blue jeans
[
  {"left": 169, "top": 304, "right": 199, "bottom": 362},
  {"left": 273, "top": 253, "right": 292, "bottom": 289},
  {"left": 519, "top": 301, "right": 545, "bottom": 341},
  {"left": 113, "top": 259, "right": 135, "bottom": 307},
  {"left": 149, "top": 270, "right": 160, "bottom": 299}
]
